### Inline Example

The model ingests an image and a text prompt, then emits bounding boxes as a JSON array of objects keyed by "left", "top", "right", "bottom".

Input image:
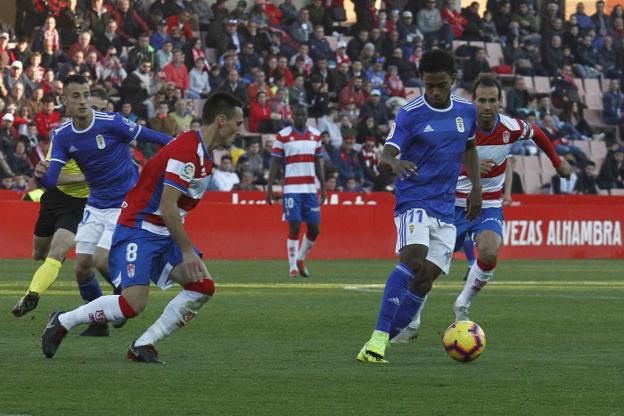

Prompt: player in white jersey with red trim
[
  {"left": 267, "top": 104, "right": 326, "bottom": 278},
  {"left": 389, "top": 75, "right": 573, "bottom": 342}
]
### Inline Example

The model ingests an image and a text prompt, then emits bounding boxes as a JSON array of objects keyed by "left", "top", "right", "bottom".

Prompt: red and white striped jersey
[
  {"left": 456, "top": 114, "right": 533, "bottom": 208},
  {"left": 271, "top": 125, "right": 322, "bottom": 194},
  {"left": 118, "top": 130, "right": 213, "bottom": 235}
]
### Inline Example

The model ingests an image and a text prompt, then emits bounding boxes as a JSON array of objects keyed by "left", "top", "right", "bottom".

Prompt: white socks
[
  {"left": 59, "top": 295, "right": 125, "bottom": 330},
  {"left": 135, "top": 290, "right": 209, "bottom": 347},
  {"left": 287, "top": 239, "right": 299, "bottom": 271},
  {"left": 455, "top": 261, "right": 495, "bottom": 308},
  {"left": 297, "top": 234, "right": 315, "bottom": 261}
]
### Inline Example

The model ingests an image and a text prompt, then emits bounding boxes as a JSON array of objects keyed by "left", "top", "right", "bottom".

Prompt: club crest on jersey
[
  {"left": 455, "top": 117, "right": 465, "bottom": 133},
  {"left": 503, "top": 131, "right": 510, "bottom": 143},
  {"left": 96, "top": 135, "right": 106, "bottom": 149},
  {"left": 289, "top": 136, "right": 295, "bottom": 142},
  {"left": 180, "top": 162, "right": 195, "bottom": 182},
  {"left": 127, "top": 263, "right": 135, "bottom": 278}
]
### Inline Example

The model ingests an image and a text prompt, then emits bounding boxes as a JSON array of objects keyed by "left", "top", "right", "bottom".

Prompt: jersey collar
[
  {"left": 476, "top": 114, "right": 500, "bottom": 135},
  {"left": 196, "top": 129, "right": 212, "bottom": 160},
  {"left": 71, "top": 108, "right": 95, "bottom": 133},
  {"left": 423, "top": 95, "right": 453, "bottom": 112}
]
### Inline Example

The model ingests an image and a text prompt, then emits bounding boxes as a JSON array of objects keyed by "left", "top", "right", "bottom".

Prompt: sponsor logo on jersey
[
  {"left": 180, "top": 162, "right": 195, "bottom": 182},
  {"left": 96, "top": 134, "right": 106, "bottom": 149},
  {"left": 424, "top": 125, "right": 434, "bottom": 132},
  {"left": 456, "top": 117, "right": 465, "bottom": 133},
  {"left": 123, "top": 117, "right": 137, "bottom": 132},
  {"left": 503, "top": 131, "right": 510, "bottom": 143}
]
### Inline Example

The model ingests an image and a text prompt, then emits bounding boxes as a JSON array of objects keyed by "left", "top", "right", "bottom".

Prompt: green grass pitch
[{"left": 0, "top": 259, "right": 622, "bottom": 416}]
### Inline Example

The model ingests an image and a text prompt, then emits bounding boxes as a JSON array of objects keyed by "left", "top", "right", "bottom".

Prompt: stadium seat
[
  {"left": 0, "top": 190, "right": 19, "bottom": 200},
  {"left": 522, "top": 171, "right": 543, "bottom": 194},
  {"left": 574, "top": 78, "right": 586, "bottom": 97},
  {"left": 212, "top": 148, "right": 230, "bottom": 165},
  {"left": 574, "top": 140, "right": 591, "bottom": 156},
  {"left": 468, "top": 41, "right": 485, "bottom": 49},
  {"left": 584, "top": 94, "right": 603, "bottom": 111},
  {"left": 324, "top": 35, "right": 338, "bottom": 51},
  {"left": 539, "top": 153, "right": 557, "bottom": 173},
  {"left": 539, "top": 171, "right": 553, "bottom": 191},
  {"left": 533, "top": 76, "right": 551, "bottom": 94},
  {"left": 523, "top": 76, "right": 535, "bottom": 93},
  {"left": 522, "top": 155, "right": 541, "bottom": 172},
  {"left": 590, "top": 140, "right": 608, "bottom": 160},
  {"left": 485, "top": 42, "right": 504, "bottom": 65},
  {"left": 452, "top": 40, "right": 468, "bottom": 51},
  {"left": 609, "top": 189, "right": 624, "bottom": 195},
  {"left": 584, "top": 78, "right": 601, "bottom": 95},
  {"left": 454, "top": 88, "right": 471, "bottom": 100},
  {"left": 600, "top": 78, "right": 616, "bottom": 92},
  {"left": 192, "top": 99, "right": 206, "bottom": 117}
]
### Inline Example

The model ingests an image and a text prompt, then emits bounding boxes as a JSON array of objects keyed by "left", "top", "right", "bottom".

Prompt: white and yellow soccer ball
[{"left": 442, "top": 320, "right": 486, "bottom": 362}]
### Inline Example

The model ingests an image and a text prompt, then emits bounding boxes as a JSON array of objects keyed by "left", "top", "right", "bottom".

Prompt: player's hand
[
  {"left": 34, "top": 161, "right": 49, "bottom": 178},
  {"left": 391, "top": 159, "right": 417, "bottom": 179},
  {"left": 479, "top": 158, "right": 496, "bottom": 175},
  {"left": 466, "top": 186, "right": 482, "bottom": 221},
  {"left": 183, "top": 250, "right": 209, "bottom": 282},
  {"left": 556, "top": 159, "right": 573, "bottom": 178}
]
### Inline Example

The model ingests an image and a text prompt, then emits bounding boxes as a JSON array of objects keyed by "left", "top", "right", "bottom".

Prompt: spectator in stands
[
  {"left": 93, "top": 19, "right": 122, "bottom": 57},
  {"left": 306, "top": 75, "right": 329, "bottom": 118},
  {"left": 239, "top": 42, "right": 262, "bottom": 80},
  {"left": 167, "top": 10, "right": 193, "bottom": 41},
  {"left": 249, "top": 91, "right": 274, "bottom": 133},
  {"left": 540, "top": 113, "right": 588, "bottom": 166},
  {"left": 0, "top": 112, "right": 17, "bottom": 159},
  {"left": 119, "top": 59, "right": 160, "bottom": 118},
  {"left": 347, "top": 29, "right": 369, "bottom": 62},
  {"left": 309, "top": 25, "right": 333, "bottom": 62},
  {"left": 97, "top": 47, "right": 126, "bottom": 91},
  {"left": 599, "top": 35, "right": 622, "bottom": 79},
  {"left": 32, "top": 16, "right": 60, "bottom": 53},
  {"left": 270, "top": 87, "right": 293, "bottom": 125},
  {"left": 540, "top": 2, "right": 562, "bottom": 31},
  {"left": 279, "top": 0, "right": 299, "bottom": 25},
  {"left": 162, "top": 49, "right": 189, "bottom": 93},
  {"left": 560, "top": 101, "right": 602, "bottom": 141},
  {"left": 289, "top": 74, "right": 307, "bottom": 106},
  {"left": 34, "top": 97, "right": 60, "bottom": 141},
  {"left": 386, "top": 47, "right": 420, "bottom": 87},
  {"left": 127, "top": 33, "right": 156, "bottom": 73},
  {"left": 602, "top": 79, "right": 624, "bottom": 127},
  {"left": 339, "top": 76, "right": 366, "bottom": 109},
  {"left": 317, "top": 106, "right": 343, "bottom": 149},
  {"left": 550, "top": 64, "right": 581, "bottom": 109},
  {"left": 506, "top": 76, "right": 529, "bottom": 117},
  {"left": 333, "top": 135, "right": 363, "bottom": 188},
  {"left": 575, "top": 160, "right": 599, "bottom": 194},
  {"left": 188, "top": 58, "right": 210, "bottom": 99},
  {"left": 493, "top": 1, "right": 515, "bottom": 40},
  {"left": 216, "top": 69, "right": 248, "bottom": 109},
  {"left": 461, "top": 2, "right": 483, "bottom": 41},
  {"left": 244, "top": 139, "right": 264, "bottom": 179},
  {"left": 550, "top": 153, "right": 578, "bottom": 194},
  {"left": 543, "top": 35, "right": 565, "bottom": 76},
  {"left": 233, "top": 169, "right": 262, "bottom": 191},
  {"left": 592, "top": 0, "right": 610, "bottom": 37},
  {"left": 85, "top": 0, "right": 113, "bottom": 36},
  {"left": 58, "top": 50, "right": 88, "bottom": 80},
  {"left": 460, "top": 47, "right": 490, "bottom": 91},
  {"left": 150, "top": 0, "right": 182, "bottom": 19},
  {"left": 11, "top": 139, "right": 32, "bottom": 177},
  {"left": 575, "top": 33, "right": 604, "bottom": 78},
  {"left": 247, "top": 69, "right": 271, "bottom": 104},
  {"left": 58, "top": 0, "right": 87, "bottom": 48},
  {"left": 148, "top": 101, "right": 176, "bottom": 142},
  {"left": 156, "top": 40, "right": 173, "bottom": 70},
  {"left": 597, "top": 146, "right": 624, "bottom": 189},
  {"left": 572, "top": 2, "right": 594, "bottom": 35},
  {"left": 2, "top": 61, "right": 26, "bottom": 96},
  {"left": 114, "top": 0, "right": 150, "bottom": 47},
  {"left": 356, "top": 115, "right": 382, "bottom": 144},
  {"left": 210, "top": 154, "right": 240, "bottom": 191},
  {"left": 360, "top": 89, "right": 389, "bottom": 134},
  {"left": 69, "top": 30, "right": 102, "bottom": 63},
  {"left": 167, "top": 25, "right": 186, "bottom": 51},
  {"left": 398, "top": 10, "right": 423, "bottom": 44},
  {"left": 513, "top": 1, "right": 539, "bottom": 43},
  {"left": 358, "top": 135, "right": 385, "bottom": 190},
  {"left": 169, "top": 98, "right": 192, "bottom": 134},
  {"left": 442, "top": 0, "right": 467, "bottom": 41},
  {"left": 289, "top": 8, "right": 313, "bottom": 44},
  {"left": 1, "top": 175, "right": 14, "bottom": 190},
  {"left": 418, "top": 0, "right": 448, "bottom": 49}
]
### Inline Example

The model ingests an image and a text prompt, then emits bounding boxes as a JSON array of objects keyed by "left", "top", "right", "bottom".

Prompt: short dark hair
[
  {"left": 293, "top": 103, "right": 308, "bottom": 113},
  {"left": 473, "top": 74, "right": 502, "bottom": 99},
  {"left": 201, "top": 91, "right": 243, "bottom": 124},
  {"left": 221, "top": 154, "right": 233, "bottom": 162},
  {"left": 63, "top": 74, "right": 89, "bottom": 89},
  {"left": 419, "top": 49, "right": 456, "bottom": 76}
]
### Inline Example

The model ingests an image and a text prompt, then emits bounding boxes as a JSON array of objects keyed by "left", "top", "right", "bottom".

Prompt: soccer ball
[{"left": 442, "top": 320, "right": 486, "bottom": 362}]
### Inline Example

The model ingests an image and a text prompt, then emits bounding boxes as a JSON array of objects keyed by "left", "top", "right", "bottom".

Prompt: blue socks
[
  {"left": 375, "top": 264, "right": 415, "bottom": 333},
  {"left": 78, "top": 273, "right": 103, "bottom": 302},
  {"left": 389, "top": 289, "right": 426, "bottom": 338},
  {"left": 463, "top": 237, "right": 476, "bottom": 266}
]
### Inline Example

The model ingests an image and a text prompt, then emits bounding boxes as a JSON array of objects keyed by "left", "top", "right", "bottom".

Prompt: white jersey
[
  {"left": 271, "top": 125, "right": 322, "bottom": 194},
  {"left": 456, "top": 114, "right": 533, "bottom": 209}
]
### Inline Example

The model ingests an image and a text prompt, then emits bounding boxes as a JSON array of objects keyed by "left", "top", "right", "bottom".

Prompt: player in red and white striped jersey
[
  {"left": 267, "top": 104, "right": 326, "bottom": 277},
  {"left": 390, "top": 75, "right": 573, "bottom": 342}
]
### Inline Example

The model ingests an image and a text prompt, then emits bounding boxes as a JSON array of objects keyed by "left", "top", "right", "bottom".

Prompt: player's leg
[
  {"left": 42, "top": 226, "right": 152, "bottom": 359},
  {"left": 284, "top": 193, "right": 303, "bottom": 277},
  {"left": 296, "top": 193, "right": 321, "bottom": 277},
  {"left": 389, "top": 218, "right": 456, "bottom": 340},
  {"left": 454, "top": 229, "right": 502, "bottom": 321},
  {"left": 13, "top": 195, "right": 56, "bottom": 316},
  {"left": 463, "top": 236, "right": 476, "bottom": 269},
  {"left": 357, "top": 208, "right": 430, "bottom": 363},
  {"left": 129, "top": 244, "right": 215, "bottom": 363}
]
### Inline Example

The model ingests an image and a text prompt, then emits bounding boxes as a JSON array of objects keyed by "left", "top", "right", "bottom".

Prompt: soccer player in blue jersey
[
  {"left": 35, "top": 74, "right": 172, "bottom": 335},
  {"left": 356, "top": 49, "right": 482, "bottom": 363}
]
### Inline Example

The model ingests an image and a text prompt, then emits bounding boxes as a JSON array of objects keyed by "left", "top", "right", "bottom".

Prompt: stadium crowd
[{"left": 0, "top": 0, "right": 623, "bottom": 196}]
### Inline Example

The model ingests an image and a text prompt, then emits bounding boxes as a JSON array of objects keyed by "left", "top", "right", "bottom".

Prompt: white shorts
[
  {"left": 75, "top": 205, "right": 121, "bottom": 254},
  {"left": 394, "top": 208, "right": 457, "bottom": 275}
]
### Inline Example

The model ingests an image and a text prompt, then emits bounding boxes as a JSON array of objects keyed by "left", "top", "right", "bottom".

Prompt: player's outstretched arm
[
  {"left": 136, "top": 125, "right": 173, "bottom": 146},
  {"left": 531, "top": 125, "right": 572, "bottom": 178},
  {"left": 378, "top": 144, "right": 417, "bottom": 179},
  {"left": 463, "top": 140, "right": 482, "bottom": 221},
  {"left": 160, "top": 185, "right": 208, "bottom": 281},
  {"left": 266, "top": 157, "right": 282, "bottom": 205}
]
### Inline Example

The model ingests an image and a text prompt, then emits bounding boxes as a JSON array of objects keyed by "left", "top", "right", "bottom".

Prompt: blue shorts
[
  {"left": 282, "top": 193, "right": 320, "bottom": 224},
  {"left": 453, "top": 206, "right": 504, "bottom": 252},
  {"left": 109, "top": 224, "right": 202, "bottom": 290}
]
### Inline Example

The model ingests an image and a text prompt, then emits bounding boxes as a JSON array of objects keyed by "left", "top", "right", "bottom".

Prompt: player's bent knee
[
  {"left": 184, "top": 279, "right": 215, "bottom": 296},
  {"left": 119, "top": 295, "right": 139, "bottom": 318}
]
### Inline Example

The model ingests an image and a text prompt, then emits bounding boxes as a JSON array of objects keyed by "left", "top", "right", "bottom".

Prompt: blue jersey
[
  {"left": 42, "top": 110, "right": 172, "bottom": 209},
  {"left": 385, "top": 95, "right": 477, "bottom": 223}
]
